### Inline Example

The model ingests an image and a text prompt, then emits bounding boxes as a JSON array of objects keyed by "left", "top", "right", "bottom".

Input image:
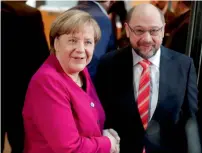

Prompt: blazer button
[{"left": 90, "top": 102, "right": 95, "bottom": 108}]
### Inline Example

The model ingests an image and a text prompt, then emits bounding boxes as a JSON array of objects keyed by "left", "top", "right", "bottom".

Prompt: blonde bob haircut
[{"left": 49, "top": 9, "right": 101, "bottom": 53}]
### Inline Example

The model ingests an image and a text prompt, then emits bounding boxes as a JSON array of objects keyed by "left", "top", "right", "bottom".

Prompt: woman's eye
[
  {"left": 85, "top": 41, "right": 92, "bottom": 45},
  {"left": 69, "top": 39, "right": 77, "bottom": 43}
]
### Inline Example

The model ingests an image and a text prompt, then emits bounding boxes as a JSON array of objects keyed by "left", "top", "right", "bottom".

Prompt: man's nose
[{"left": 142, "top": 32, "right": 152, "bottom": 43}]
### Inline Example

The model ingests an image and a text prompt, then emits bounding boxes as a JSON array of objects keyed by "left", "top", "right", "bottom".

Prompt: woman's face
[{"left": 54, "top": 25, "right": 95, "bottom": 75}]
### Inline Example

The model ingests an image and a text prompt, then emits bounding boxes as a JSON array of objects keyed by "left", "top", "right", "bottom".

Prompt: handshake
[{"left": 103, "top": 129, "right": 120, "bottom": 153}]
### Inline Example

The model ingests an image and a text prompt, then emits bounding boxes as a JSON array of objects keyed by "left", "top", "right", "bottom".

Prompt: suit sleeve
[
  {"left": 184, "top": 59, "right": 201, "bottom": 152},
  {"left": 185, "top": 59, "right": 198, "bottom": 117},
  {"left": 94, "top": 55, "right": 113, "bottom": 129},
  {"left": 27, "top": 74, "right": 111, "bottom": 153}
]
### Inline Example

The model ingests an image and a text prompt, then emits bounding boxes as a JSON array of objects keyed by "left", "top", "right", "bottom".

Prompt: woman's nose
[{"left": 76, "top": 42, "right": 85, "bottom": 53}]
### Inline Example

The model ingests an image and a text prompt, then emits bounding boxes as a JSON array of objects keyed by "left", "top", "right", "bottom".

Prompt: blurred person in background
[
  {"left": 22, "top": 9, "right": 120, "bottom": 153},
  {"left": 108, "top": 1, "right": 128, "bottom": 48},
  {"left": 75, "top": 0, "right": 117, "bottom": 81},
  {"left": 151, "top": 1, "right": 168, "bottom": 15},
  {"left": 1, "top": 1, "right": 49, "bottom": 153},
  {"left": 164, "top": 1, "right": 192, "bottom": 54}
]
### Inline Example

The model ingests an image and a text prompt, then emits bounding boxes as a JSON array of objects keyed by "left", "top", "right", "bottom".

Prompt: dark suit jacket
[
  {"left": 1, "top": 2, "right": 49, "bottom": 150},
  {"left": 95, "top": 46, "right": 199, "bottom": 153},
  {"left": 74, "top": 1, "right": 116, "bottom": 80}
]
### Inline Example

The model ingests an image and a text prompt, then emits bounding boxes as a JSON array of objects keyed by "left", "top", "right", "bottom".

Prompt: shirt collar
[
  {"left": 132, "top": 48, "right": 161, "bottom": 68},
  {"left": 90, "top": 0, "right": 108, "bottom": 16}
]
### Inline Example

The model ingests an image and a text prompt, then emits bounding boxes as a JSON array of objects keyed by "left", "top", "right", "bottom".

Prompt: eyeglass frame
[{"left": 127, "top": 23, "right": 164, "bottom": 36}]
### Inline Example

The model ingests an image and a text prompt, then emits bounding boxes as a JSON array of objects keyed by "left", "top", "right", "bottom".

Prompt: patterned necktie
[
  {"left": 137, "top": 60, "right": 151, "bottom": 129},
  {"left": 137, "top": 60, "right": 151, "bottom": 153}
]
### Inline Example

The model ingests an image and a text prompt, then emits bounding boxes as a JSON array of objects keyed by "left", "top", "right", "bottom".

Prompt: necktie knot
[{"left": 139, "top": 60, "right": 151, "bottom": 70}]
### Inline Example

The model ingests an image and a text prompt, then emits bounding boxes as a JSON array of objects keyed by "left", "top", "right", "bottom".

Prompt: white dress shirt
[{"left": 132, "top": 48, "right": 161, "bottom": 120}]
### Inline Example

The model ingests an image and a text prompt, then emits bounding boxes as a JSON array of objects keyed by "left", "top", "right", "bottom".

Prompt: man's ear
[
  {"left": 162, "top": 22, "right": 166, "bottom": 38},
  {"left": 124, "top": 22, "right": 130, "bottom": 38}
]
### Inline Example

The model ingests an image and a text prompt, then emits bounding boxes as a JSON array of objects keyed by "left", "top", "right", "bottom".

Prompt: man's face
[{"left": 125, "top": 8, "right": 165, "bottom": 59}]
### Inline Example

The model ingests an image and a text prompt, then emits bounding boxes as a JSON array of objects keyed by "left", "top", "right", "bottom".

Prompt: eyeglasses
[{"left": 127, "top": 24, "right": 163, "bottom": 36}]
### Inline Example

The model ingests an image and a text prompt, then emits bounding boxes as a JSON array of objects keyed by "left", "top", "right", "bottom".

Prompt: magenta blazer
[{"left": 22, "top": 54, "right": 111, "bottom": 153}]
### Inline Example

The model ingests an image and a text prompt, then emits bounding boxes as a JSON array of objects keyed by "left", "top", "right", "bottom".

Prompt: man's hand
[
  {"left": 103, "top": 129, "right": 120, "bottom": 153},
  {"left": 108, "top": 128, "right": 120, "bottom": 144}
]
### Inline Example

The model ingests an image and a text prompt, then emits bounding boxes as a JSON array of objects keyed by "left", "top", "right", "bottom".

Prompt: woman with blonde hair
[{"left": 23, "top": 9, "right": 119, "bottom": 153}]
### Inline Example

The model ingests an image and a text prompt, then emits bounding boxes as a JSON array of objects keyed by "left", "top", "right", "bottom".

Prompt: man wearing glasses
[{"left": 95, "top": 3, "right": 200, "bottom": 153}]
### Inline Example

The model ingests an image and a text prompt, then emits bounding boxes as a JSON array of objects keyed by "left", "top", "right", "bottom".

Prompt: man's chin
[
  {"left": 139, "top": 53, "right": 153, "bottom": 59},
  {"left": 136, "top": 49, "right": 157, "bottom": 59},
  {"left": 140, "top": 46, "right": 153, "bottom": 52}
]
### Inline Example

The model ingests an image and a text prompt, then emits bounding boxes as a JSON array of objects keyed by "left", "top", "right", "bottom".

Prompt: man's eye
[
  {"left": 136, "top": 29, "right": 144, "bottom": 33},
  {"left": 151, "top": 29, "right": 158, "bottom": 33}
]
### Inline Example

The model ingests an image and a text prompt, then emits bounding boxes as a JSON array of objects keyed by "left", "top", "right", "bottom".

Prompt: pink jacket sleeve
[{"left": 27, "top": 74, "right": 111, "bottom": 153}]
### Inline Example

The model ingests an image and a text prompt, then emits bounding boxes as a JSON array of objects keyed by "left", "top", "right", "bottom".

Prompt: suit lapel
[
  {"left": 113, "top": 46, "right": 136, "bottom": 111},
  {"left": 151, "top": 46, "right": 173, "bottom": 121}
]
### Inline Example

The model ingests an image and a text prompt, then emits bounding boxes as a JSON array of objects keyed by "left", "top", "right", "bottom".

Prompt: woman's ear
[{"left": 54, "top": 37, "right": 59, "bottom": 52}]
